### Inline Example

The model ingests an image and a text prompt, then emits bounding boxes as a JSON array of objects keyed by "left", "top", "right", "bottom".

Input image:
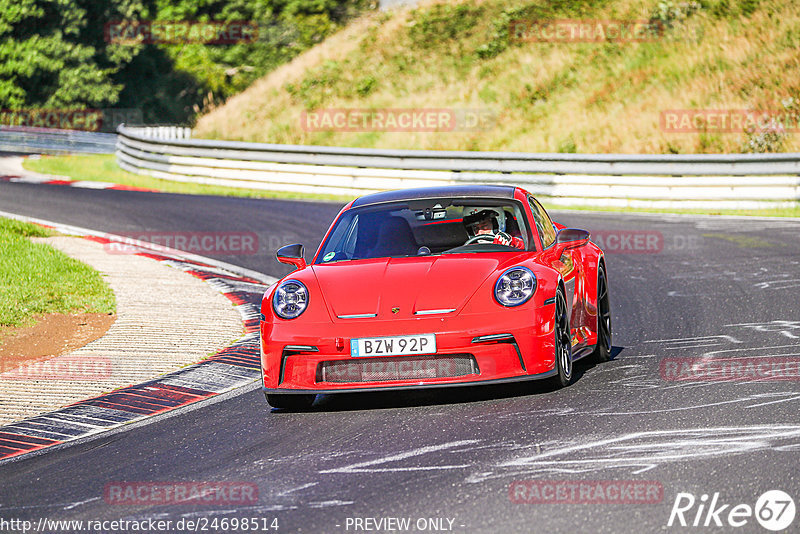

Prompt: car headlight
[
  {"left": 494, "top": 267, "right": 536, "bottom": 307},
  {"left": 272, "top": 279, "right": 308, "bottom": 319}
]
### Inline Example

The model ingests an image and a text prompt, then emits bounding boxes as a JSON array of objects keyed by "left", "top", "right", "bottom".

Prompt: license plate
[{"left": 350, "top": 334, "right": 436, "bottom": 357}]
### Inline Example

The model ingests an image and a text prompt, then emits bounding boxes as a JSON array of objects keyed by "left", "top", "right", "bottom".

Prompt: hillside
[{"left": 194, "top": 0, "right": 800, "bottom": 153}]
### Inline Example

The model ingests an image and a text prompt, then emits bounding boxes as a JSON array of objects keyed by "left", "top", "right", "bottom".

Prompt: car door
[{"left": 528, "top": 197, "right": 590, "bottom": 346}]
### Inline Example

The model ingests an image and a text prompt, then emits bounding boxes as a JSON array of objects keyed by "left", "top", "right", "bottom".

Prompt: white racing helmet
[{"left": 463, "top": 207, "right": 506, "bottom": 236}]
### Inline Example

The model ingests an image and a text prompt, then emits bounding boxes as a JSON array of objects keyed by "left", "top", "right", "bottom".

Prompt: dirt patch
[{"left": 0, "top": 313, "right": 116, "bottom": 373}]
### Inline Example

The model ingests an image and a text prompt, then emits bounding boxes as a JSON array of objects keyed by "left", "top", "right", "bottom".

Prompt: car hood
[{"left": 311, "top": 254, "right": 518, "bottom": 320}]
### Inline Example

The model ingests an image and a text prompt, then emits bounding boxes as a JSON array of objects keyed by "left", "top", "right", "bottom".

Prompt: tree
[
  {"left": 0, "top": 0, "right": 373, "bottom": 126},
  {"left": 0, "top": 0, "right": 146, "bottom": 110}
]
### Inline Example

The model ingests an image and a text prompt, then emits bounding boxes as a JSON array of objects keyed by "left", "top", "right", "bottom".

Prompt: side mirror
[
  {"left": 555, "top": 228, "right": 590, "bottom": 250},
  {"left": 276, "top": 243, "right": 306, "bottom": 271}
]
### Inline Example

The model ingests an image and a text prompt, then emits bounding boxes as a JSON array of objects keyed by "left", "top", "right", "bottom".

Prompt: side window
[
  {"left": 528, "top": 197, "right": 557, "bottom": 248},
  {"left": 527, "top": 197, "right": 546, "bottom": 248},
  {"left": 343, "top": 216, "right": 359, "bottom": 258}
]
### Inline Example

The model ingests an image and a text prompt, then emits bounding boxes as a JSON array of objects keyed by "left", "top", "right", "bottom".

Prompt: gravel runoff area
[{"left": 0, "top": 236, "right": 245, "bottom": 425}]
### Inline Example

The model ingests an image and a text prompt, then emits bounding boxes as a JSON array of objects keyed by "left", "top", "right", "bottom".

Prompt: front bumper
[
  {"left": 261, "top": 307, "right": 556, "bottom": 393},
  {"left": 263, "top": 369, "right": 558, "bottom": 395}
]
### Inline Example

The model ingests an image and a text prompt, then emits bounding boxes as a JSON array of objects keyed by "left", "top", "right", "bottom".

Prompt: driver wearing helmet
[{"left": 463, "top": 209, "right": 524, "bottom": 249}]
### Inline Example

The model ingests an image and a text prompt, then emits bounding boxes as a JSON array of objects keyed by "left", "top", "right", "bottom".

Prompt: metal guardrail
[
  {"left": 0, "top": 126, "right": 117, "bottom": 155},
  {"left": 117, "top": 125, "right": 800, "bottom": 208}
]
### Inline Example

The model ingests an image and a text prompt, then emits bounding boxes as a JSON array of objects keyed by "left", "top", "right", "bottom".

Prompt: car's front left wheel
[{"left": 265, "top": 393, "right": 316, "bottom": 410}]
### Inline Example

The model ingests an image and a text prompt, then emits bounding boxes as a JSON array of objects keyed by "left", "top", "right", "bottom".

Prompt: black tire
[
  {"left": 550, "top": 288, "right": 574, "bottom": 388},
  {"left": 591, "top": 264, "right": 612, "bottom": 363},
  {"left": 265, "top": 392, "right": 316, "bottom": 410}
]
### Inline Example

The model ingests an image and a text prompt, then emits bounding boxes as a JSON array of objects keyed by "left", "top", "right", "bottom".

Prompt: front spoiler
[{"left": 262, "top": 368, "right": 558, "bottom": 395}]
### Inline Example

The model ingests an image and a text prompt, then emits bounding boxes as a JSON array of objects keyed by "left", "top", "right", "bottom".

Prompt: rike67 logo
[{"left": 668, "top": 490, "right": 796, "bottom": 531}]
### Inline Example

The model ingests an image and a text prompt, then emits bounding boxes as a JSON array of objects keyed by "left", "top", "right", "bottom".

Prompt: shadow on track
[{"left": 268, "top": 346, "right": 625, "bottom": 413}]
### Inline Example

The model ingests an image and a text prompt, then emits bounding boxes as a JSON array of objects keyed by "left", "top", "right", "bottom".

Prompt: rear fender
[{"left": 574, "top": 244, "right": 604, "bottom": 350}]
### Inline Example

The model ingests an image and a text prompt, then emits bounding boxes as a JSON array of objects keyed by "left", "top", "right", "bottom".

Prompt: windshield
[{"left": 315, "top": 198, "right": 530, "bottom": 263}]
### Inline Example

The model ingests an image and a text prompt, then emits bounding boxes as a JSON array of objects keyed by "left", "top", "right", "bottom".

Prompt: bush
[
  {"left": 741, "top": 98, "right": 798, "bottom": 153},
  {"left": 407, "top": 3, "right": 483, "bottom": 48}
]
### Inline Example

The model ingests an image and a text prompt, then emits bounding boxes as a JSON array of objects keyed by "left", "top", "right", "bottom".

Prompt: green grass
[
  {"left": 194, "top": 0, "right": 800, "bottom": 154},
  {"left": 0, "top": 218, "right": 116, "bottom": 328},
  {"left": 540, "top": 200, "right": 800, "bottom": 218},
  {"left": 22, "top": 154, "right": 800, "bottom": 218},
  {"left": 23, "top": 154, "right": 353, "bottom": 203}
]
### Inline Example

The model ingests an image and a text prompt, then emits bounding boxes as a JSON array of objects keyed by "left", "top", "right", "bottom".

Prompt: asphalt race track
[
  {"left": 2, "top": 180, "right": 800, "bottom": 533},
  {"left": 0, "top": 182, "right": 349, "bottom": 280}
]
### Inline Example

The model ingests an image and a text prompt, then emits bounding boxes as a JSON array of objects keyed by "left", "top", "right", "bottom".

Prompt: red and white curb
[
  {"left": 0, "top": 212, "right": 276, "bottom": 463},
  {"left": 1, "top": 173, "right": 156, "bottom": 192}
]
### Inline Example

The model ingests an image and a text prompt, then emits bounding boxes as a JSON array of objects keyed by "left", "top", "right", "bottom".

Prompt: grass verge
[
  {"left": 23, "top": 154, "right": 353, "bottom": 203},
  {"left": 541, "top": 201, "right": 800, "bottom": 218},
  {"left": 21, "top": 154, "right": 800, "bottom": 218},
  {"left": 194, "top": 0, "right": 800, "bottom": 154},
  {"left": 0, "top": 217, "right": 116, "bottom": 328}
]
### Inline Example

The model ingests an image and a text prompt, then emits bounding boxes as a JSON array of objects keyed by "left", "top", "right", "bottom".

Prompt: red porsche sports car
[{"left": 260, "top": 185, "right": 611, "bottom": 409}]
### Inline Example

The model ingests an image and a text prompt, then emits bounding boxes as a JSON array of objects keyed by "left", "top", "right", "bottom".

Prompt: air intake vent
[{"left": 317, "top": 354, "right": 478, "bottom": 383}]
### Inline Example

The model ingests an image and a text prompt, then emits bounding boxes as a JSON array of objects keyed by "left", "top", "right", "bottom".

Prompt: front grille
[{"left": 317, "top": 354, "right": 479, "bottom": 383}]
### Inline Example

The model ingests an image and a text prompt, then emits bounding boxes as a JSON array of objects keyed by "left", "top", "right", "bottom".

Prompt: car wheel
[
  {"left": 265, "top": 392, "right": 316, "bottom": 410},
  {"left": 591, "top": 265, "right": 612, "bottom": 363},
  {"left": 551, "top": 288, "right": 573, "bottom": 388}
]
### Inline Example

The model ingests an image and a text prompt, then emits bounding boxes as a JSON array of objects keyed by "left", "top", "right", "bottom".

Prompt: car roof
[{"left": 351, "top": 185, "right": 518, "bottom": 208}]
